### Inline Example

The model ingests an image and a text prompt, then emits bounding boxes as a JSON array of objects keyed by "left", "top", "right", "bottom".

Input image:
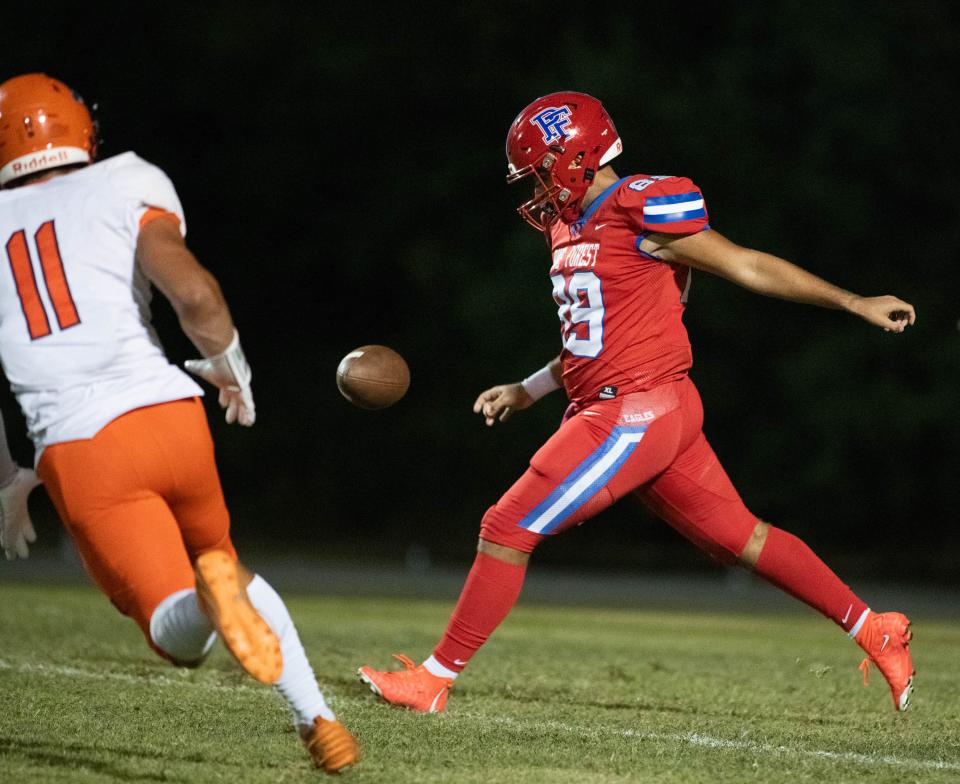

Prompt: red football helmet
[
  {"left": 506, "top": 91, "right": 622, "bottom": 231},
  {"left": 0, "top": 73, "right": 97, "bottom": 187}
]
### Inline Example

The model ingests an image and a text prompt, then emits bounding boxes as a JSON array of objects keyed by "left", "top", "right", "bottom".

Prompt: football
[{"left": 336, "top": 345, "right": 410, "bottom": 409}]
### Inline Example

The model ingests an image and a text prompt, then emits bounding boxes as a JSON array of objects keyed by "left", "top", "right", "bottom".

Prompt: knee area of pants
[
  {"left": 699, "top": 525, "right": 754, "bottom": 566},
  {"left": 479, "top": 505, "right": 506, "bottom": 535},
  {"left": 479, "top": 507, "right": 539, "bottom": 553},
  {"left": 705, "top": 543, "right": 740, "bottom": 566},
  {"left": 728, "top": 520, "right": 770, "bottom": 569},
  {"left": 736, "top": 520, "right": 771, "bottom": 567}
]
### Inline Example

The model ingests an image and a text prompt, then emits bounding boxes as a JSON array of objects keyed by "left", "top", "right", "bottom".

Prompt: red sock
[
  {"left": 433, "top": 551, "right": 526, "bottom": 672},
  {"left": 754, "top": 526, "right": 868, "bottom": 634}
]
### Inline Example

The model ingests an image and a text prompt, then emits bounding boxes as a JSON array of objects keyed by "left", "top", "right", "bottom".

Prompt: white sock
[
  {"left": 423, "top": 655, "right": 459, "bottom": 680},
  {"left": 149, "top": 588, "right": 216, "bottom": 663},
  {"left": 245, "top": 575, "right": 336, "bottom": 728}
]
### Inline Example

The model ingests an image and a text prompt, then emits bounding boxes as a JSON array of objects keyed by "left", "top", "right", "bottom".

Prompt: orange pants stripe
[{"left": 38, "top": 398, "right": 236, "bottom": 642}]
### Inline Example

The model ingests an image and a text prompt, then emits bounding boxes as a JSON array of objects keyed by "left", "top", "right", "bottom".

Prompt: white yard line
[
  {"left": 0, "top": 658, "right": 263, "bottom": 694},
  {"left": 2, "top": 658, "right": 958, "bottom": 773},
  {"left": 674, "top": 731, "right": 960, "bottom": 771},
  {"left": 474, "top": 715, "right": 960, "bottom": 773}
]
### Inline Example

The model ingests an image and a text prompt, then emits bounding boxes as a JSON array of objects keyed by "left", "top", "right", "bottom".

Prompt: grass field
[{"left": 0, "top": 583, "right": 958, "bottom": 783}]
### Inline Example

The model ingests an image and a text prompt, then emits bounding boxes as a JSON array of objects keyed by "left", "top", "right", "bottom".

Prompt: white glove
[
  {"left": 184, "top": 329, "right": 256, "bottom": 426},
  {"left": 0, "top": 467, "right": 41, "bottom": 561}
]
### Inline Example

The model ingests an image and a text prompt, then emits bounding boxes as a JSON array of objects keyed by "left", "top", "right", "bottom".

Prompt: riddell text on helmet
[{"left": 12, "top": 150, "right": 72, "bottom": 176}]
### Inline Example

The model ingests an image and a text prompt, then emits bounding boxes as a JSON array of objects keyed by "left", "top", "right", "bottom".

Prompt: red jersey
[{"left": 547, "top": 174, "right": 709, "bottom": 405}]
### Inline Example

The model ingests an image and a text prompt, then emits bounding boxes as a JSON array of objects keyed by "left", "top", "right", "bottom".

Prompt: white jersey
[{"left": 0, "top": 152, "right": 203, "bottom": 452}]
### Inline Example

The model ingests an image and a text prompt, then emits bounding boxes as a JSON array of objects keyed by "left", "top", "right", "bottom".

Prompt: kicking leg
[
  {"left": 744, "top": 521, "right": 868, "bottom": 635},
  {"left": 742, "top": 521, "right": 912, "bottom": 710},
  {"left": 639, "top": 432, "right": 914, "bottom": 710}
]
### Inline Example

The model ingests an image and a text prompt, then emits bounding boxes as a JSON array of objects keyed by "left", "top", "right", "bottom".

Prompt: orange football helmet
[{"left": 0, "top": 73, "right": 97, "bottom": 186}]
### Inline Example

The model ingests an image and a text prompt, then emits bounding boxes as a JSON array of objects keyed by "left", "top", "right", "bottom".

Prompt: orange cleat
[
  {"left": 358, "top": 654, "right": 453, "bottom": 713},
  {"left": 194, "top": 550, "right": 283, "bottom": 684},
  {"left": 301, "top": 717, "right": 361, "bottom": 774},
  {"left": 855, "top": 611, "right": 914, "bottom": 711}
]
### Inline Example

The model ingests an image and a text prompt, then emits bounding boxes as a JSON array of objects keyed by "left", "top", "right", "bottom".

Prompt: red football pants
[{"left": 479, "top": 376, "right": 758, "bottom": 561}]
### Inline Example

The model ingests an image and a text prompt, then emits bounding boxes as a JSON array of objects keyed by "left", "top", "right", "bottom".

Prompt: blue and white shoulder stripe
[{"left": 642, "top": 191, "right": 706, "bottom": 224}]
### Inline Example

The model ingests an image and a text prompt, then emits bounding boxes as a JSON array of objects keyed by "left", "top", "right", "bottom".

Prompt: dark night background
[{"left": 3, "top": 2, "right": 958, "bottom": 583}]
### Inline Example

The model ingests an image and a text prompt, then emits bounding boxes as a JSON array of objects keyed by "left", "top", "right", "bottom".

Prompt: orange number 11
[{"left": 5, "top": 220, "right": 80, "bottom": 340}]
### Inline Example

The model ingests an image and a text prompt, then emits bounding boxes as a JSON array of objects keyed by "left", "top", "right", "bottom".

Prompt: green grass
[{"left": 0, "top": 583, "right": 957, "bottom": 783}]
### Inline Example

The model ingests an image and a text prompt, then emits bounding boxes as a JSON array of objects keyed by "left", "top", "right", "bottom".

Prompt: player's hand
[
  {"left": 185, "top": 329, "right": 256, "bottom": 426},
  {"left": 473, "top": 383, "right": 535, "bottom": 426},
  {"left": 216, "top": 386, "right": 256, "bottom": 426},
  {"left": 0, "top": 467, "right": 41, "bottom": 561},
  {"left": 848, "top": 296, "right": 916, "bottom": 333}
]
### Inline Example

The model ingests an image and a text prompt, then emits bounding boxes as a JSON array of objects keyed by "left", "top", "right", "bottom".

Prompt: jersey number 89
[{"left": 551, "top": 271, "right": 604, "bottom": 358}]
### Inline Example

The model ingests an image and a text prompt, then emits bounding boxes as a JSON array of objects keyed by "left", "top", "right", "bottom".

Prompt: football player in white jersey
[{"left": 0, "top": 73, "right": 359, "bottom": 774}]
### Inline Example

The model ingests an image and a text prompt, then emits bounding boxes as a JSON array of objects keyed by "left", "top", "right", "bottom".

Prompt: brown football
[{"left": 336, "top": 345, "right": 410, "bottom": 409}]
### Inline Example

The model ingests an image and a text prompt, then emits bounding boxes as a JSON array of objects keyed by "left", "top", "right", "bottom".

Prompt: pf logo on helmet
[{"left": 530, "top": 105, "right": 572, "bottom": 144}]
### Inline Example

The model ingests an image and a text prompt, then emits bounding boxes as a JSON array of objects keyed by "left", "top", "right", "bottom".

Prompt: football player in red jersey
[{"left": 359, "top": 92, "right": 915, "bottom": 714}]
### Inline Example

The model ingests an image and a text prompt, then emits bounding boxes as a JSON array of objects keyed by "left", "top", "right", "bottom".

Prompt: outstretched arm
[
  {"left": 136, "top": 217, "right": 256, "bottom": 425},
  {"left": 136, "top": 217, "right": 235, "bottom": 354},
  {"left": 648, "top": 229, "right": 915, "bottom": 332},
  {"left": 473, "top": 356, "right": 562, "bottom": 426}
]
